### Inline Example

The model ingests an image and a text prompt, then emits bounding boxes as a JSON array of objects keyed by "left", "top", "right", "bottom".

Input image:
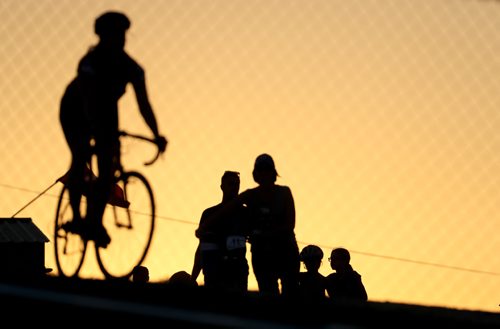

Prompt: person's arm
[
  {"left": 283, "top": 186, "right": 296, "bottom": 230},
  {"left": 273, "top": 186, "right": 295, "bottom": 233},
  {"left": 191, "top": 244, "right": 202, "bottom": 281},
  {"left": 132, "top": 70, "right": 167, "bottom": 152},
  {"left": 357, "top": 275, "right": 368, "bottom": 301}
]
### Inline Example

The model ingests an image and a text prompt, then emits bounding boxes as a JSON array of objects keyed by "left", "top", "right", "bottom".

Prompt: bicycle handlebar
[{"left": 118, "top": 131, "right": 164, "bottom": 166}]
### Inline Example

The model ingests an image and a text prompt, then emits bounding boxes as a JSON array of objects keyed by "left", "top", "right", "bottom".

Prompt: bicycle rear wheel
[
  {"left": 96, "top": 171, "right": 155, "bottom": 279},
  {"left": 54, "top": 185, "right": 87, "bottom": 277}
]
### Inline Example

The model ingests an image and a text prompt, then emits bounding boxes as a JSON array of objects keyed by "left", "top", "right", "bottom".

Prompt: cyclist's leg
[
  {"left": 67, "top": 149, "right": 87, "bottom": 224},
  {"left": 87, "top": 132, "right": 119, "bottom": 246},
  {"left": 60, "top": 98, "right": 90, "bottom": 230}
]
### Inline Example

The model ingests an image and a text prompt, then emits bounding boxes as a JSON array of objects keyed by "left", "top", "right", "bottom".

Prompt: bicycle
[{"left": 54, "top": 131, "right": 163, "bottom": 279}]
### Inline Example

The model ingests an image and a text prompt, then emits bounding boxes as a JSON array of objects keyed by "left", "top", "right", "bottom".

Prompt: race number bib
[
  {"left": 200, "top": 242, "right": 219, "bottom": 251},
  {"left": 226, "top": 235, "right": 246, "bottom": 250}
]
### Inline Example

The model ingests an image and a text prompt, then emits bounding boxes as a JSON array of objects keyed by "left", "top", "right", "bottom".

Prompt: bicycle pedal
[
  {"left": 94, "top": 236, "right": 111, "bottom": 248},
  {"left": 87, "top": 226, "right": 111, "bottom": 248},
  {"left": 61, "top": 220, "right": 84, "bottom": 234}
]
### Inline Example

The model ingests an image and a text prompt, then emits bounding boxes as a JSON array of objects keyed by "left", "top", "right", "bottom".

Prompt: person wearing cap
[
  {"left": 59, "top": 11, "right": 167, "bottom": 247},
  {"left": 197, "top": 154, "right": 300, "bottom": 297}
]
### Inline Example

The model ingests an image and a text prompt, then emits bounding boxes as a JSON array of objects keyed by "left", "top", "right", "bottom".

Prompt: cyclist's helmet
[
  {"left": 300, "top": 245, "right": 324, "bottom": 262},
  {"left": 94, "top": 11, "right": 130, "bottom": 37}
]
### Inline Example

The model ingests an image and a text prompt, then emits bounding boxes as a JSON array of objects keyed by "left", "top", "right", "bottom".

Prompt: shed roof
[{"left": 0, "top": 218, "right": 50, "bottom": 243}]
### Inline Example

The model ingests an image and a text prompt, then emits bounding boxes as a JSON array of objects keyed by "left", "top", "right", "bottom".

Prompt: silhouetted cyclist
[{"left": 59, "top": 11, "right": 167, "bottom": 248}]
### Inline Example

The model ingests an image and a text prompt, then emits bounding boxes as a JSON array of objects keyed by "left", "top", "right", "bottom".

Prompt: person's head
[
  {"left": 300, "top": 245, "right": 324, "bottom": 273},
  {"left": 252, "top": 153, "right": 278, "bottom": 185},
  {"left": 329, "top": 248, "right": 351, "bottom": 271},
  {"left": 169, "top": 270, "right": 198, "bottom": 287},
  {"left": 94, "top": 11, "right": 130, "bottom": 49},
  {"left": 221, "top": 171, "right": 240, "bottom": 199},
  {"left": 132, "top": 265, "right": 149, "bottom": 283}
]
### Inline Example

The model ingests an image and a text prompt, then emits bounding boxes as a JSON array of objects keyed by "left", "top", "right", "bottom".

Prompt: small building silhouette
[{"left": 0, "top": 217, "right": 50, "bottom": 279}]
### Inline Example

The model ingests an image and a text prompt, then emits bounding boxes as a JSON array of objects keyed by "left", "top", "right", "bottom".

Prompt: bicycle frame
[{"left": 54, "top": 130, "right": 162, "bottom": 279}]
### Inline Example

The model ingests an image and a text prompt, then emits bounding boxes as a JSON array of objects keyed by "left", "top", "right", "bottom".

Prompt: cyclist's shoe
[
  {"left": 94, "top": 226, "right": 111, "bottom": 248},
  {"left": 61, "top": 219, "right": 84, "bottom": 235},
  {"left": 81, "top": 224, "right": 111, "bottom": 248}
]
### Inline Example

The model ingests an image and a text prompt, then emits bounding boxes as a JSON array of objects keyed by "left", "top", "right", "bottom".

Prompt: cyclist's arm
[
  {"left": 132, "top": 72, "right": 161, "bottom": 138},
  {"left": 131, "top": 71, "right": 167, "bottom": 153}
]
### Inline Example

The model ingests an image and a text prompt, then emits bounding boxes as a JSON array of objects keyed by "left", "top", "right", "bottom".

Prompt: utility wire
[
  {"left": 6, "top": 181, "right": 59, "bottom": 218},
  {"left": 1, "top": 182, "right": 499, "bottom": 276},
  {"left": 307, "top": 241, "right": 500, "bottom": 276}
]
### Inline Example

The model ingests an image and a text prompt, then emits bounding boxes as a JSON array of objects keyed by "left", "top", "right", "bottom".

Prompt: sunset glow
[{"left": 0, "top": 0, "right": 499, "bottom": 313}]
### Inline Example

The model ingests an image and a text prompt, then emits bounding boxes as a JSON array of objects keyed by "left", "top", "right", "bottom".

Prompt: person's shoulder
[
  {"left": 326, "top": 272, "right": 338, "bottom": 280},
  {"left": 121, "top": 51, "right": 144, "bottom": 74},
  {"left": 201, "top": 203, "right": 222, "bottom": 217},
  {"left": 120, "top": 50, "right": 137, "bottom": 63},
  {"left": 275, "top": 184, "right": 292, "bottom": 193},
  {"left": 274, "top": 185, "right": 293, "bottom": 200},
  {"left": 77, "top": 48, "right": 97, "bottom": 74},
  {"left": 241, "top": 187, "right": 257, "bottom": 194},
  {"left": 239, "top": 188, "right": 257, "bottom": 201},
  {"left": 351, "top": 270, "right": 363, "bottom": 280}
]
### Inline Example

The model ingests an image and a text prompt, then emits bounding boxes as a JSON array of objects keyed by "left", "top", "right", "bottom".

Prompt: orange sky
[{"left": 0, "top": 0, "right": 499, "bottom": 313}]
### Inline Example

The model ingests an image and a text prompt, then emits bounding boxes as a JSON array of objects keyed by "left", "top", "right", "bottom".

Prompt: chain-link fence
[{"left": 0, "top": 0, "right": 499, "bottom": 313}]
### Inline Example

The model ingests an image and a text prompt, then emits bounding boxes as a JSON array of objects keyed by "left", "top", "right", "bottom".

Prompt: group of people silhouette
[
  {"left": 191, "top": 153, "right": 368, "bottom": 302},
  {"left": 58, "top": 10, "right": 367, "bottom": 303}
]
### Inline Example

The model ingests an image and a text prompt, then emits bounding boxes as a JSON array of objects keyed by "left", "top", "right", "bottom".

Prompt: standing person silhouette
[
  {"left": 197, "top": 154, "right": 300, "bottom": 297},
  {"left": 59, "top": 11, "right": 167, "bottom": 248},
  {"left": 192, "top": 171, "right": 250, "bottom": 293}
]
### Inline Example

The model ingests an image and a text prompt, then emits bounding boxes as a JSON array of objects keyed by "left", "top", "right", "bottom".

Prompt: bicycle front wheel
[
  {"left": 54, "top": 185, "right": 87, "bottom": 278},
  {"left": 96, "top": 171, "right": 155, "bottom": 279}
]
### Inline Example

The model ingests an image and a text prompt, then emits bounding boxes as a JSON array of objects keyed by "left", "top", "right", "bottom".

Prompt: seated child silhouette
[
  {"left": 325, "top": 247, "right": 367, "bottom": 302},
  {"left": 298, "top": 245, "right": 326, "bottom": 301}
]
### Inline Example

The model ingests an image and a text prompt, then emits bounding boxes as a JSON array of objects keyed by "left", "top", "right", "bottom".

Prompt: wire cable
[{"left": 1, "top": 181, "right": 499, "bottom": 276}]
